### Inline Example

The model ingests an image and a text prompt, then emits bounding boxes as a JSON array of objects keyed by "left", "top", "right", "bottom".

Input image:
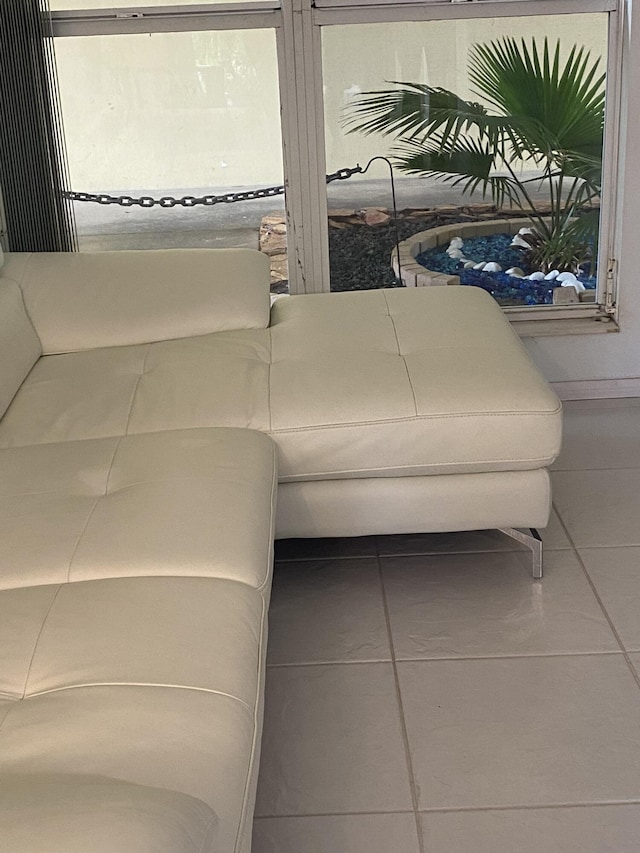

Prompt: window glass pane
[
  {"left": 323, "top": 13, "right": 608, "bottom": 308},
  {"left": 55, "top": 29, "right": 287, "bottom": 290}
]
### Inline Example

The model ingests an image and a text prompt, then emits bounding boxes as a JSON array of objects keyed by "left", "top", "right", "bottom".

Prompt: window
[{"left": 46, "top": 0, "right": 622, "bottom": 326}]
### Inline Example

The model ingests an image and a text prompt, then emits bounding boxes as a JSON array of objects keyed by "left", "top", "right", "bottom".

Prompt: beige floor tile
[
  {"left": 381, "top": 550, "right": 618, "bottom": 660},
  {"left": 255, "top": 663, "right": 413, "bottom": 816},
  {"left": 267, "top": 558, "right": 390, "bottom": 665},
  {"left": 552, "top": 468, "right": 640, "bottom": 547},
  {"left": 553, "top": 401, "right": 640, "bottom": 471},
  {"left": 398, "top": 655, "right": 640, "bottom": 810},
  {"left": 253, "top": 813, "right": 420, "bottom": 853},
  {"left": 274, "top": 536, "right": 377, "bottom": 561},
  {"left": 421, "top": 804, "right": 640, "bottom": 853},
  {"left": 377, "top": 509, "right": 569, "bottom": 557},
  {"left": 579, "top": 547, "right": 640, "bottom": 650}
]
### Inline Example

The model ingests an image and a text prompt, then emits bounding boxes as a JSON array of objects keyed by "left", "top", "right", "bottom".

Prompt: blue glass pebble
[{"left": 416, "top": 232, "right": 597, "bottom": 307}]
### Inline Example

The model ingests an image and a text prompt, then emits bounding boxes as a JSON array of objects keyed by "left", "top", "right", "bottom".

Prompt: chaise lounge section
[{"left": 0, "top": 247, "right": 562, "bottom": 852}]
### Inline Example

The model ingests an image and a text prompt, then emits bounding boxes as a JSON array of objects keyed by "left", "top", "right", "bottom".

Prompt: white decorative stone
[
  {"left": 511, "top": 227, "right": 536, "bottom": 250},
  {"left": 483, "top": 262, "right": 502, "bottom": 272},
  {"left": 544, "top": 270, "right": 560, "bottom": 280},
  {"left": 527, "top": 271, "right": 545, "bottom": 281},
  {"left": 447, "top": 248, "right": 464, "bottom": 259},
  {"left": 449, "top": 237, "right": 464, "bottom": 247},
  {"left": 473, "top": 262, "right": 486, "bottom": 270},
  {"left": 505, "top": 267, "right": 525, "bottom": 277},
  {"left": 463, "top": 261, "right": 476, "bottom": 269},
  {"left": 556, "top": 272, "right": 577, "bottom": 283}
]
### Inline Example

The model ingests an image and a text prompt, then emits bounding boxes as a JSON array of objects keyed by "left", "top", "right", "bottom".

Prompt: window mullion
[
  {"left": 597, "top": 0, "right": 624, "bottom": 316},
  {"left": 279, "top": 0, "right": 330, "bottom": 293}
]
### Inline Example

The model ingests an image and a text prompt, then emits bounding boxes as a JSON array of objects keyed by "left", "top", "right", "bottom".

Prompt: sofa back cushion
[
  {"left": 3, "top": 248, "right": 270, "bottom": 354},
  {"left": 0, "top": 280, "right": 42, "bottom": 419}
]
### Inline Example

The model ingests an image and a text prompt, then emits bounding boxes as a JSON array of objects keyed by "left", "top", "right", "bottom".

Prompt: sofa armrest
[{"left": 2, "top": 248, "right": 270, "bottom": 354}]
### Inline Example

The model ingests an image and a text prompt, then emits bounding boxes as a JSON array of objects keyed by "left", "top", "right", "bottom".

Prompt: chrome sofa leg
[{"left": 498, "top": 527, "right": 543, "bottom": 579}]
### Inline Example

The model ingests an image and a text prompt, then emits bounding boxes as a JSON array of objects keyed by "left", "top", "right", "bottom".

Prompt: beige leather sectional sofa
[{"left": 0, "top": 247, "right": 562, "bottom": 852}]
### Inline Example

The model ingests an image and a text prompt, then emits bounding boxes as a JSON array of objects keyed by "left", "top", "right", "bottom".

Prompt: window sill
[{"left": 508, "top": 306, "right": 619, "bottom": 337}]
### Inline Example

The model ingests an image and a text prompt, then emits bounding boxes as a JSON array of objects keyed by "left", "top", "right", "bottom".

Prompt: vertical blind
[{"left": 0, "top": 0, "right": 76, "bottom": 251}]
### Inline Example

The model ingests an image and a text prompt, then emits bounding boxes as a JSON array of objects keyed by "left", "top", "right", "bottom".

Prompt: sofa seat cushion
[
  {"left": 0, "top": 425, "right": 276, "bottom": 853},
  {"left": 0, "top": 577, "right": 268, "bottom": 703},
  {"left": 0, "top": 775, "right": 218, "bottom": 853},
  {"left": 269, "top": 287, "right": 562, "bottom": 480},
  {"left": 0, "top": 428, "right": 277, "bottom": 590},
  {"left": 0, "top": 330, "right": 271, "bottom": 447},
  {"left": 0, "top": 686, "right": 260, "bottom": 853}
]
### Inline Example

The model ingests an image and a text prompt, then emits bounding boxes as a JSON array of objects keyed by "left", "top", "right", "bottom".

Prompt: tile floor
[{"left": 253, "top": 398, "right": 640, "bottom": 853}]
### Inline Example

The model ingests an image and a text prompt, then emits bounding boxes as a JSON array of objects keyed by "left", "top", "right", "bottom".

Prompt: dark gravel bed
[{"left": 328, "top": 216, "right": 460, "bottom": 291}]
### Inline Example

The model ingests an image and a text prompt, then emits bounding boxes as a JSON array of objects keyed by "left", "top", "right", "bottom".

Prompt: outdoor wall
[
  {"left": 54, "top": 29, "right": 284, "bottom": 190},
  {"left": 55, "top": 14, "right": 607, "bottom": 191}
]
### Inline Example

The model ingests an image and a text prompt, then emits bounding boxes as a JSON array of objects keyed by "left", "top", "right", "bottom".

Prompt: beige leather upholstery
[
  {"left": 0, "top": 427, "right": 277, "bottom": 853},
  {"left": 2, "top": 249, "right": 271, "bottom": 353},
  {"left": 276, "top": 469, "right": 551, "bottom": 539},
  {"left": 0, "top": 247, "right": 562, "bottom": 852},
  {"left": 269, "top": 287, "right": 561, "bottom": 479},
  {"left": 0, "top": 280, "right": 41, "bottom": 419},
  {"left": 0, "top": 775, "right": 219, "bottom": 853},
  {"left": 0, "top": 262, "right": 562, "bottom": 485}
]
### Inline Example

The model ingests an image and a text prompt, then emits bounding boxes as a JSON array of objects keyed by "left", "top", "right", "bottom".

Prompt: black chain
[{"left": 63, "top": 166, "right": 364, "bottom": 209}]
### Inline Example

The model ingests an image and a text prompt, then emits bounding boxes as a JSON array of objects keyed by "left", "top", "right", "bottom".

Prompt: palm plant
[{"left": 344, "top": 37, "right": 605, "bottom": 274}]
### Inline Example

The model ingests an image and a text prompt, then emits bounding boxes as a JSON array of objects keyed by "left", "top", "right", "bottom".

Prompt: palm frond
[
  {"left": 342, "top": 83, "right": 490, "bottom": 143},
  {"left": 468, "top": 37, "right": 605, "bottom": 156},
  {"left": 391, "top": 136, "right": 523, "bottom": 209}
]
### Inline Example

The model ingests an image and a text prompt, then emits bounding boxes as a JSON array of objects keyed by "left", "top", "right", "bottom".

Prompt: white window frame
[{"left": 50, "top": 0, "right": 625, "bottom": 328}]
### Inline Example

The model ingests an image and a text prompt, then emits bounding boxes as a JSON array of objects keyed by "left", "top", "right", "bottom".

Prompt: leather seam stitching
[
  {"left": 67, "top": 437, "right": 122, "bottom": 580},
  {"left": 124, "top": 343, "right": 152, "bottom": 435},
  {"left": 383, "top": 290, "right": 418, "bottom": 417},
  {"left": 24, "top": 683, "right": 253, "bottom": 712},
  {"left": 20, "top": 585, "right": 63, "bottom": 700},
  {"left": 269, "top": 408, "right": 563, "bottom": 433}
]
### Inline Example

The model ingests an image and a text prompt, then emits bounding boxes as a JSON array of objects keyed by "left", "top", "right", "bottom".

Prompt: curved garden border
[{"left": 393, "top": 217, "right": 596, "bottom": 304}]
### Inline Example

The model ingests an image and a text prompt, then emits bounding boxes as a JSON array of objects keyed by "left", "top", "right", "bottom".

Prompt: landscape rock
[
  {"left": 360, "top": 207, "right": 391, "bottom": 226},
  {"left": 553, "top": 286, "right": 580, "bottom": 305}
]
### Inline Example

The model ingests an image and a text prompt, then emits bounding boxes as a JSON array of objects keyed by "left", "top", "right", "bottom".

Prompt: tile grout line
[
  {"left": 418, "top": 798, "right": 640, "bottom": 814},
  {"left": 254, "top": 809, "right": 417, "bottom": 820},
  {"left": 254, "top": 798, "right": 640, "bottom": 820},
  {"left": 265, "top": 649, "right": 625, "bottom": 670},
  {"left": 552, "top": 501, "right": 640, "bottom": 692},
  {"left": 551, "top": 463, "right": 640, "bottom": 473},
  {"left": 376, "top": 550, "right": 427, "bottom": 853}
]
